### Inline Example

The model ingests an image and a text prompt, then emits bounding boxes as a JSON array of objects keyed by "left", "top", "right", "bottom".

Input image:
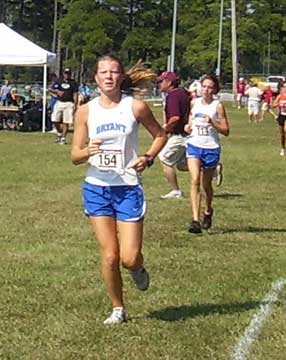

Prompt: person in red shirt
[
  {"left": 236, "top": 77, "right": 245, "bottom": 109},
  {"left": 260, "top": 86, "right": 276, "bottom": 121},
  {"left": 272, "top": 85, "right": 286, "bottom": 156}
]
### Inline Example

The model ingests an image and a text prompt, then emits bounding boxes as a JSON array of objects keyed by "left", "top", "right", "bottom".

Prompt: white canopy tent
[{"left": 0, "top": 23, "right": 56, "bottom": 132}]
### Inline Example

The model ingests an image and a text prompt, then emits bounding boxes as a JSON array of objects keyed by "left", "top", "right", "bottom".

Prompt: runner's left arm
[
  {"left": 209, "top": 102, "right": 230, "bottom": 136},
  {"left": 130, "top": 99, "right": 167, "bottom": 171}
]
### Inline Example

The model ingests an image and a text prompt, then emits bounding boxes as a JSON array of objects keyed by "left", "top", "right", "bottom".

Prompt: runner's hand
[
  {"left": 184, "top": 124, "right": 192, "bottom": 133},
  {"left": 87, "top": 139, "right": 103, "bottom": 157},
  {"left": 128, "top": 156, "right": 148, "bottom": 172}
]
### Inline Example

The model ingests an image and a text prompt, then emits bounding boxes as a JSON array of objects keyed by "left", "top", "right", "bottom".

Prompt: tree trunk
[
  {"left": 52, "top": 0, "right": 57, "bottom": 53},
  {"left": 56, "top": 31, "right": 61, "bottom": 76}
]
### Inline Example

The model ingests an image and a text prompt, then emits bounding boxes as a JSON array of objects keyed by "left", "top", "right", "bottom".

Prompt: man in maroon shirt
[
  {"left": 157, "top": 71, "right": 191, "bottom": 199},
  {"left": 236, "top": 77, "right": 245, "bottom": 109}
]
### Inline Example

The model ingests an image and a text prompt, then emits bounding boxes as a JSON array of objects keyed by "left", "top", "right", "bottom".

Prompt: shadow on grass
[
  {"left": 217, "top": 226, "right": 286, "bottom": 234},
  {"left": 214, "top": 193, "right": 243, "bottom": 199},
  {"left": 147, "top": 301, "right": 260, "bottom": 322}
]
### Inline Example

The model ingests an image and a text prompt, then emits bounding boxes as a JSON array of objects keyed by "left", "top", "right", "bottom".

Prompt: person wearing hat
[
  {"left": 236, "top": 77, "right": 245, "bottom": 109},
  {"left": 49, "top": 68, "right": 79, "bottom": 144},
  {"left": 157, "top": 71, "right": 191, "bottom": 199}
]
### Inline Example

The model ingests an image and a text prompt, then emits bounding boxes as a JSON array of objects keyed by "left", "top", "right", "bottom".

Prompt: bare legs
[
  {"left": 61, "top": 123, "right": 69, "bottom": 139},
  {"left": 260, "top": 109, "right": 276, "bottom": 121},
  {"left": 161, "top": 163, "right": 180, "bottom": 191},
  {"left": 202, "top": 169, "right": 215, "bottom": 213},
  {"left": 278, "top": 123, "right": 286, "bottom": 155},
  {"left": 54, "top": 121, "right": 63, "bottom": 135},
  {"left": 248, "top": 113, "right": 259, "bottom": 123},
  {"left": 89, "top": 216, "right": 144, "bottom": 308},
  {"left": 188, "top": 158, "right": 216, "bottom": 222},
  {"left": 236, "top": 94, "right": 242, "bottom": 109},
  {"left": 188, "top": 158, "right": 201, "bottom": 222}
]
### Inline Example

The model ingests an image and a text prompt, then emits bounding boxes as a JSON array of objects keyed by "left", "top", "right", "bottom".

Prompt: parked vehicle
[{"left": 264, "top": 75, "right": 285, "bottom": 94}]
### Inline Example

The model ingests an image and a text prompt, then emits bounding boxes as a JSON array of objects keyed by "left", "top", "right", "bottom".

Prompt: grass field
[{"left": 1, "top": 104, "right": 286, "bottom": 359}]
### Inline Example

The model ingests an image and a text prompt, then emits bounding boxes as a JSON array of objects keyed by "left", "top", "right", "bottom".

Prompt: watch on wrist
[{"left": 143, "top": 154, "right": 154, "bottom": 167}]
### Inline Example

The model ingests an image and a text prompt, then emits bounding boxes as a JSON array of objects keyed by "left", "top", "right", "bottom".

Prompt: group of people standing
[
  {"left": 0, "top": 80, "right": 34, "bottom": 108},
  {"left": 70, "top": 54, "right": 230, "bottom": 324},
  {"left": 237, "top": 78, "right": 275, "bottom": 123}
]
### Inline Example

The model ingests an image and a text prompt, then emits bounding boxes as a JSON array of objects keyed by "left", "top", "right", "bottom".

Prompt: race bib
[
  {"left": 196, "top": 124, "right": 210, "bottom": 136},
  {"left": 193, "top": 113, "right": 211, "bottom": 136},
  {"left": 91, "top": 149, "right": 123, "bottom": 172}
]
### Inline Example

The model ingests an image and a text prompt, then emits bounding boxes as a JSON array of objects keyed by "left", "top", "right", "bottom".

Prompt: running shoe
[
  {"left": 160, "top": 190, "right": 183, "bottom": 199},
  {"left": 130, "top": 267, "right": 150, "bottom": 291},
  {"left": 280, "top": 148, "right": 285, "bottom": 156},
  {"left": 214, "top": 163, "right": 223, "bottom": 187},
  {"left": 54, "top": 135, "right": 62, "bottom": 143},
  {"left": 202, "top": 208, "right": 214, "bottom": 230},
  {"left": 48, "top": 128, "right": 58, "bottom": 134},
  {"left": 103, "top": 307, "right": 127, "bottom": 325},
  {"left": 59, "top": 137, "right": 67, "bottom": 145},
  {"left": 188, "top": 220, "right": 202, "bottom": 234}
]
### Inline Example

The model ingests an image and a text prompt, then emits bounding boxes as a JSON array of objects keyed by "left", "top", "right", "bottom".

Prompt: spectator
[
  {"left": 0, "top": 80, "right": 12, "bottom": 106},
  {"left": 189, "top": 79, "right": 202, "bottom": 99},
  {"left": 236, "top": 77, "right": 245, "bottom": 109},
  {"left": 78, "top": 81, "right": 92, "bottom": 105},
  {"left": 158, "top": 71, "right": 191, "bottom": 199},
  {"left": 19, "top": 96, "right": 44, "bottom": 132},
  {"left": 260, "top": 85, "right": 276, "bottom": 121},
  {"left": 9, "top": 87, "right": 19, "bottom": 106},
  {"left": 49, "top": 68, "right": 78, "bottom": 144},
  {"left": 244, "top": 81, "right": 263, "bottom": 123},
  {"left": 47, "top": 72, "right": 59, "bottom": 132}
]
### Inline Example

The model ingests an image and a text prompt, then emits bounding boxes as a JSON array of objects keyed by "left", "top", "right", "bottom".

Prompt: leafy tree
[{"left": 2, "top": 0, "right": 286, "bottom": 83}]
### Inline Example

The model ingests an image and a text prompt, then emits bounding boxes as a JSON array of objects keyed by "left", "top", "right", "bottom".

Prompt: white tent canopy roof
[
  {"left": 0, "top": 23, "right": 56, "bottom": 66},
  {"left": 0, "top": 23, "right": 56, "bottom": 132}
]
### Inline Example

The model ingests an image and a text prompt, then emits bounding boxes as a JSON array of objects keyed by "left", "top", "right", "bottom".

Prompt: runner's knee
[
  {"left": 103, "top": 252, "right": 120, "bottom": 270},
  {"left": 121, "top": 252, "right": 141, "bottom": 270}
]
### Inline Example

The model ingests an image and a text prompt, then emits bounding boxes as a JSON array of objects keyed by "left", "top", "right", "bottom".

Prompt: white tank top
[
  {"left": 85, "top": 95, "right": 140, "bottom": 186},
  {"left": 186, "top": 97, "right": 220, "bottom": 149}
]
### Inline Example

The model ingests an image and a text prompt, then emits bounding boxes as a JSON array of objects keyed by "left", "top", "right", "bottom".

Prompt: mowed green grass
[{"left": 1, "top": 104, "right": 286, "bottom": 360}]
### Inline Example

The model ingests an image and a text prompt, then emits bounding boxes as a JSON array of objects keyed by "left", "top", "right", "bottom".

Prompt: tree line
[{"left": 1, "top": 0, "right": 286, "bottom": 83}]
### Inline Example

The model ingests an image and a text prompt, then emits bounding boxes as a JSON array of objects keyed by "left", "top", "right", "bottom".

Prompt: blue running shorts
[
  {"left": 186, "top": 143, "right": 220, "bottom": 169},
  {"left": 82, "top": 182, "right": 146, "bottom": 222}
]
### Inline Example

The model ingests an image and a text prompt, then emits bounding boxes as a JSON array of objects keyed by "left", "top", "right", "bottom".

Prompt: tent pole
[{"left": 42, "top": 63, "right": 48, "bottom": 133}]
